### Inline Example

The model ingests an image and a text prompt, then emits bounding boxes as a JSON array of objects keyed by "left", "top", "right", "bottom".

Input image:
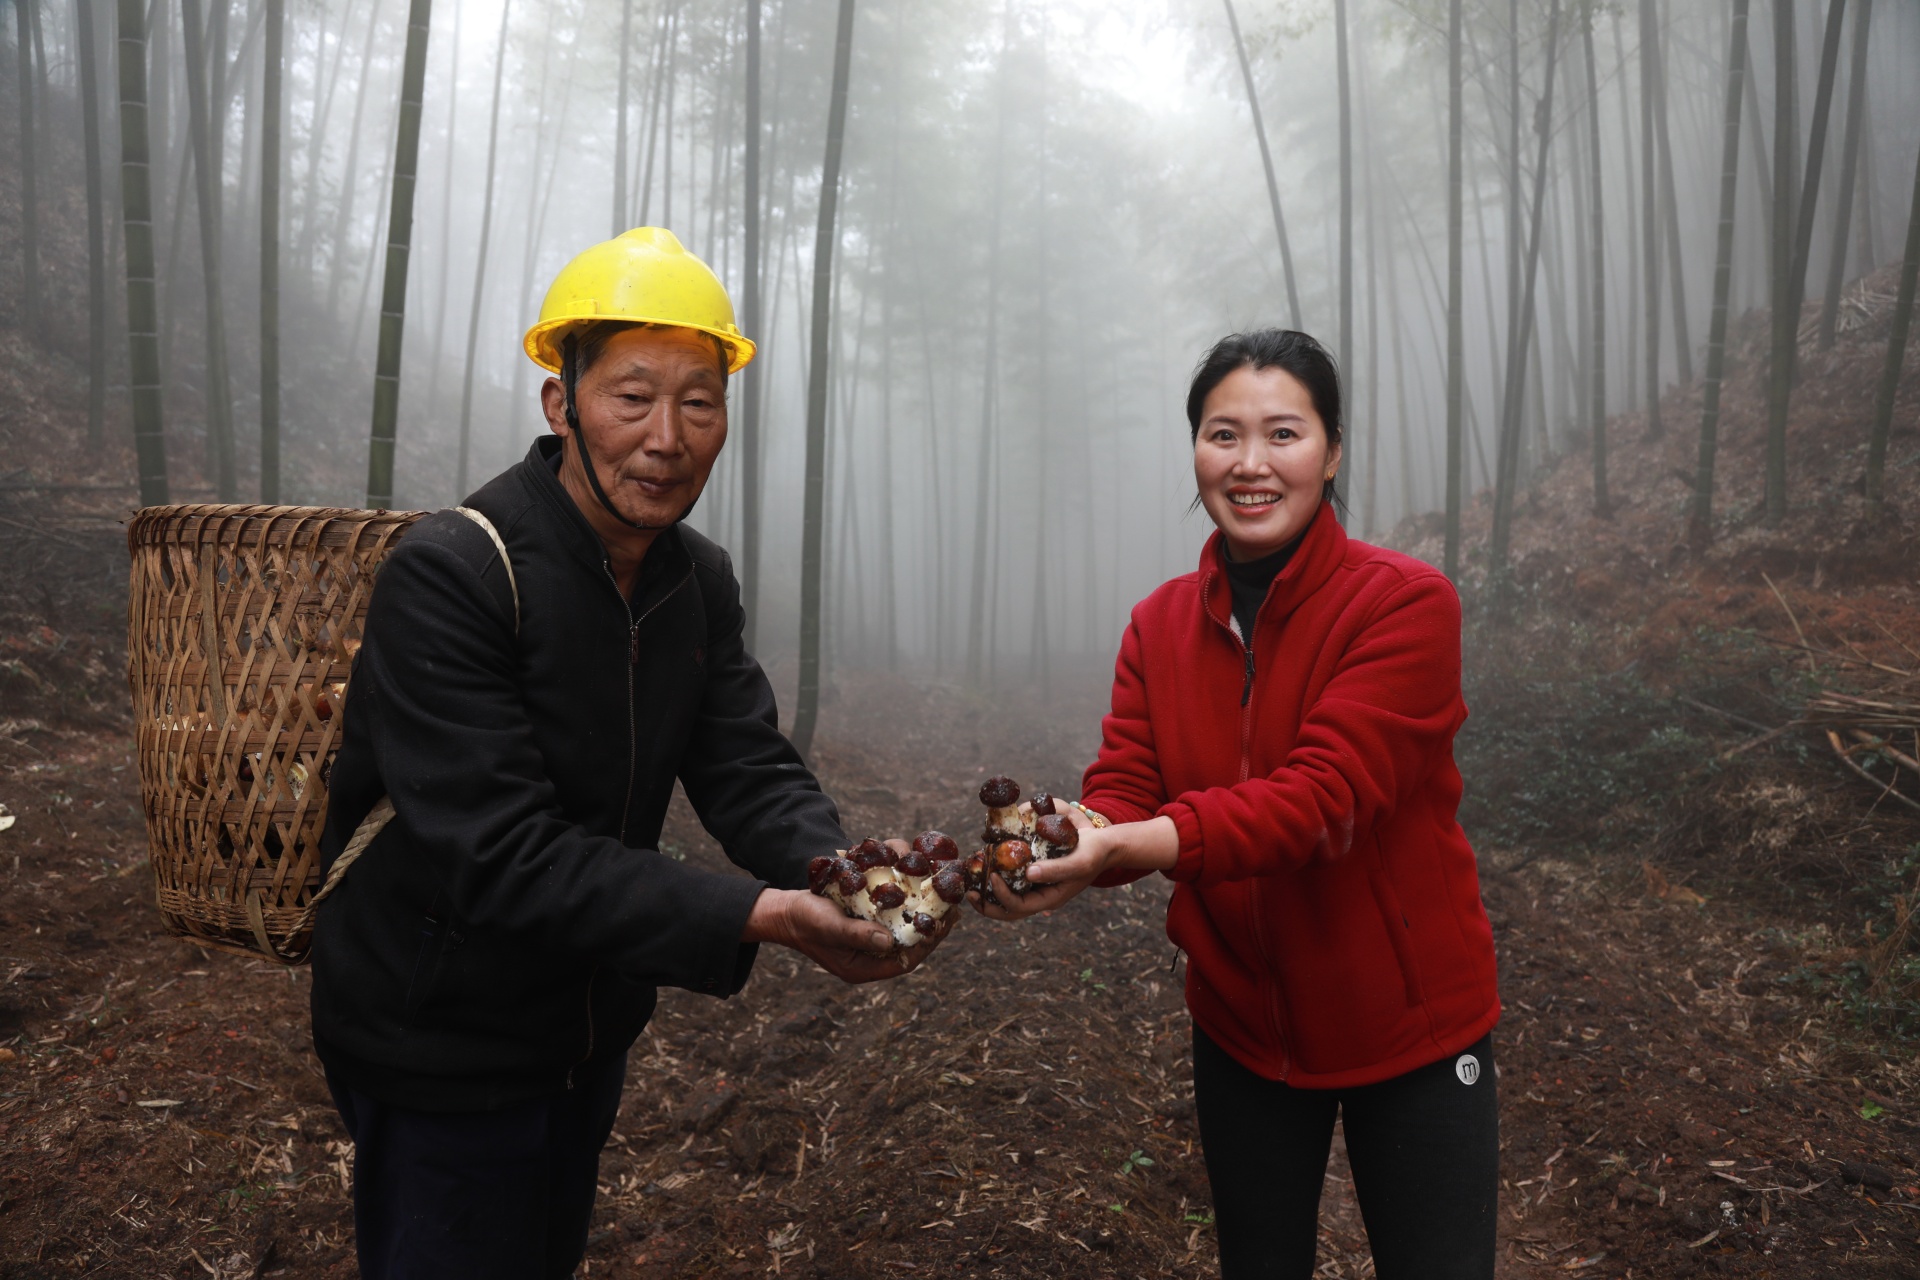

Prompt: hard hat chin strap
[{"left": 561, "top": 333, "right": 696, "bottom": 534}]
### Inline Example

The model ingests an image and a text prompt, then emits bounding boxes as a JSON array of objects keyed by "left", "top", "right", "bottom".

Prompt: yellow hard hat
[{"left": 521, "top": 227, "right": 755, "bottom": 374}]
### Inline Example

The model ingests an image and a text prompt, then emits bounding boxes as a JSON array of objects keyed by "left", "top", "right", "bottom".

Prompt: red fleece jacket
[{"left": 1081, "top": 503, "right": 1500, "bottom": 1089}]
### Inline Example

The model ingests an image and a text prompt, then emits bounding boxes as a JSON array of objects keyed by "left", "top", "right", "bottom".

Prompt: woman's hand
[{"left": 970, "top": 809, "right": 1180, "bottom": 922}]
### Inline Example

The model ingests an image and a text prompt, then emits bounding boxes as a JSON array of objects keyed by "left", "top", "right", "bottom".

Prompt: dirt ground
[{"left": 2, "top": 659, "right": 1919, "bottom": 1279}]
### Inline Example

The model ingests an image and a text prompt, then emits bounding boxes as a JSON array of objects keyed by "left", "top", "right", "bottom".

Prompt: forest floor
[{"left": 5, "top": 202, "right": 1920, "bottom": 1280}]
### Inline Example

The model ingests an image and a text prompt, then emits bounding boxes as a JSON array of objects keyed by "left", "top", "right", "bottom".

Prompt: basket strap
[
  {"left": 277, "top": 796, "right": 397, "bottom": 950},
  {"left": 454, "top": 506, "right": 520, "bottom": 634},
  {"left": 273, "top": 508, "right": 513, "bottom": 957}
]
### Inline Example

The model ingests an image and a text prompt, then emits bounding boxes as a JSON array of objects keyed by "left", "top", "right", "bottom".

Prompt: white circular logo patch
[{"left": 1455, "top": 1054, "right": 1481, "bottom": 1086}]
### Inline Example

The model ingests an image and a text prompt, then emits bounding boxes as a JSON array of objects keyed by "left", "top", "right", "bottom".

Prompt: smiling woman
[{"left": 976, "top": 326, "right": 1503, "bottom": 1278}]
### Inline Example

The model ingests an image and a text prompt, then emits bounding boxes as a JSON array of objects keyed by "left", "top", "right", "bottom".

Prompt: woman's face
[{"left": 1193, "top": 365, "right": 1341, "bottom": 562}]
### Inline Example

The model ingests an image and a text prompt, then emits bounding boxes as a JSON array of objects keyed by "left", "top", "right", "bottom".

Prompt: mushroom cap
[
  {"left": 848, "top": 838, "right": 892, "bottom": 870},
  {"left": 1034, "top": 813, "right": 1079, "bottom": 852},
  {"left": 832, "top": 861, "right": 866, "bottom": 897},
  {"left": 869, "top": 882, "right": 907, "bottom": 911},
  {"left": 979, "top": 775, "right": 1021, "bottom": 808},
  {"left": 897, "top": 849, "right": 935, "bottom": 878},
  {"left": 911, "top": 830, "right": 961, "bottom": 862},
  {"left": 1029, "top": 792, "right": 1058, "bottom": 817},
  {"left": 991, "top": 839, "right": 1035, "bottom": 876},
  {"left": 806, "top": 856, "right": 837, "bottom": 894},
  {"left": 931, "top": 865, "right": 967, "bottom": 904}
]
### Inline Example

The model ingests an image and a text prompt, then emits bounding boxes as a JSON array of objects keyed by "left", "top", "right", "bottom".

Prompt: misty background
[{"left": 9, "top": 0, "right": 1920, "bottom": 686}]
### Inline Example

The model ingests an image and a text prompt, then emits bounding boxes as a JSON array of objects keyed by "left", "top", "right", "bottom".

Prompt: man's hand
[{"left": 743, "top": 887, "right": 958, "bottom": 983}]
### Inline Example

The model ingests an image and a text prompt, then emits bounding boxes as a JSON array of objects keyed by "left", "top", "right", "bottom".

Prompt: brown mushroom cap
[
  {"left": 911, "top": 830, "right": 961, "bottom": 862},
  {"left": 848, "top": 838, "right": 891, "bottom": 871},
  {"left": 807, "top": 856, "right": 836, "bottom": 894},
  {"left": 979, "top": 775, "right": 1021, "bottom": 808},
  {"left": 962, "top": 851, "right": 989, "bottom": 886},
  {"left": 1029, "top": 792, "right": 1058, "bottom": 817},
  {"left": 1034, "top": 813, "right": 1079, "bottom": 852},
  {"left": 869, "top": 882, "right": 907, "bottom": 911},
  {"left": 832, "top": 861, "right": 866, "bottom": 898},
  {"left": 912, "top": 912, "right": 938, "bottom": 938},
  {"left": 897, "top": 849, "right": 934, "bottom": 878},
  {"left": 931, "top": 865, "right": 967, "bottom": 904},
  {"left": 991, "top": 839, "right": 1035, "bottom": 876}
]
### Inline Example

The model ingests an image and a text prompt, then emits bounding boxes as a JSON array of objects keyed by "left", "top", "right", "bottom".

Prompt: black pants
[
  {"left": 1194, "top": 1028, "right": 1498, "bottom": 1280},
  {"left": 326, "top": 1052, "right": 627, "bottom": 1280}
]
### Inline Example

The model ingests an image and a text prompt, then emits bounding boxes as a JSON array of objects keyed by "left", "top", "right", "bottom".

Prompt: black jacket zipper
[{"left": 572, "top": 557, "right": 695, "bottom": 1088}]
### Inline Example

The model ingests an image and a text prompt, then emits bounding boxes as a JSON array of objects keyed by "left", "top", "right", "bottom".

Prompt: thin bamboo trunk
[
  {"left": 1334, "top": 0, "right": 1352, "bottom": 511},
  {"left": 118, "top": 0, "right": 168, "bottom": 502},
  {"left": 1505, "top": 0, "right": 1520, "bottom": 345},
  {"left": 635, "top": 1, "right": 671, "bottom": 226},
  {"left": 181, "top": 0, "right": 237, "bottom": 499},
  {"left": 1864, "top": 138, "right": 1919, "bottom": 518},
  {"left": 1443, "top": 0, "right": 1464, "bottom": 576},
  {"left": 1692, "top": 0, "right": 1749, "bottom": 545},
  {"left": 1359, "top": 16, "right": 1379, "bottom": 537},
  {"left": 1582, "top": 18, "right": 1609, "bottom": 516},
  {"left": 1222, "top": 0, "right": 1300, "bottom": 327},
  {"left": 1742, "top": 19, "right": 1775, "bottom": 257},
  {"left": 740, "top": 0, "right": 763, "bottom": 653},
  {"left": 613, "top": 0, "right": 633, "bottom": 235},
  {"left": 965, "top": 13, "right": 1008, "bottom": 689},
  {"left": 259, "top": 0, "right": 281, "bottom": 500},
  {"left": 1763, "top": 0, "right": 1797, "bottom": 525},
  {"left": 1490, "top": 0, "right": 1563, "bottom": 575},
  {"left": 1785, "top": 0, "right": 1847, "bottom": 384},
  {"left": 1611, "top": 14, "right": 1640, "bottom": 412},
  {"left": 1638, "top": 0, "right": 1663, "bottom": 438},
  {"left": 422, "top": 0, "right": 459, "bottom": 420},
  {"left": 1817, "top": 0, "right": 1871, "bottom": 348},
  {"left": 454, "top": 0, "right": 512, "bottom": 499},
  {"left": 790, "top": 0, "right": 857, "bottom": 758},
  {"left": 1650, "top": 1, "right": 1691, "bottom": 385},
  {"left": 364, "top": 0, "right": 432, "bottom": 510},
  {"left": 78, "top": 0, "right": 108, "bottom": 442},
  {"left": 15, "top": 0, "right": 41, "bottom": 337},
  {"left": 321, "top": 0, "right": 382, "bottom": 318}
]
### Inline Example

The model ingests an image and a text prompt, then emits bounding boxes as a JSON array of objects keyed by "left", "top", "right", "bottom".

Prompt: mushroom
[
  {"left": 1034, "top": 813, "right": 1079, "bottom": 854},
  {"left": 911, "top": 830, "right": 961, "bottom": 862},
  {"left": 991, "top": 839, "right": 1035, "bottom": 878},
  {"left": 931, "top": 865, "right": 966, "bottom": 904},
  {"left": 897, "top": 849, "right": 934, "bottom": 878},
  {"left": 869, "top": 882, "right": 908, "bottom": 912},
  {"left": 1029, "top": 792, "right": 1058, "bottom": 817}
]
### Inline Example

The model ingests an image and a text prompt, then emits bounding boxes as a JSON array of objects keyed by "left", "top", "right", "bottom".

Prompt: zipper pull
[
  {"left": 628, "top": 623, "right": 641, "bottom": 666},
  {"left": 1240, "top": 647, "right": 1256, "bottom": 707}
]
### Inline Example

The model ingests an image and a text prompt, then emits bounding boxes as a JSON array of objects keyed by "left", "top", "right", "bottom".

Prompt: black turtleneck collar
[{"left": 1221, "top": 533, "right": 1304, "bottom": 641}]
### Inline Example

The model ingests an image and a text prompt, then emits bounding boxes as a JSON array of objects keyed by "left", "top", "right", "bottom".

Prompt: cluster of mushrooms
[{"left": 806, "top": 775, "right": 1106, "bottom": 946}]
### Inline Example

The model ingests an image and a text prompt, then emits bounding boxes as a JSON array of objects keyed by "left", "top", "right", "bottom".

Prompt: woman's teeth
[{"left": 1229, "top": 493, "right": 1279, "bottom": 508}]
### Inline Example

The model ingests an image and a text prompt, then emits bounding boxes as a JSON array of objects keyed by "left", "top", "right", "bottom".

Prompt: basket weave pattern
[{"left": 127, "top": 505, "right": 421, "bottom": 961}]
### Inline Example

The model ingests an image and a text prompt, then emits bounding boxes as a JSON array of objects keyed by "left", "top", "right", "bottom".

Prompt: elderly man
[{"left": 311, "top": 228, "right": 941, "bottom": 1280}]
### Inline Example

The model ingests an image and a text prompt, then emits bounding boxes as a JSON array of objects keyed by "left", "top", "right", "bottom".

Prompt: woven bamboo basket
[{"left": 127, "top": 504, "right": 423, "bottom": 963}]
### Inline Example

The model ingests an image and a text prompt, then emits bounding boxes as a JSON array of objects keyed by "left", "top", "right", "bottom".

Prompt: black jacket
[{"left": 311, "top": 437, "right": 846, "bottom": 1111}]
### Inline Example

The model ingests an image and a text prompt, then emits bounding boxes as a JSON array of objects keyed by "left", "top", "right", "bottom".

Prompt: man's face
[{"left": 542, "top": 326, "right": 728, "bottom": 530}]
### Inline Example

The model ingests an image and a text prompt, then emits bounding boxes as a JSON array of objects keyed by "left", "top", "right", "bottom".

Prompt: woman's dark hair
[{"left": 1186, "top": 329, "right": 1343, "bottom": 507}]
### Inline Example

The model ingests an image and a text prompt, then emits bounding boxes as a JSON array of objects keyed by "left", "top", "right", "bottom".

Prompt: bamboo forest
[{"left": 2, "top": 0, "right": 1919, "bottom": 1276}]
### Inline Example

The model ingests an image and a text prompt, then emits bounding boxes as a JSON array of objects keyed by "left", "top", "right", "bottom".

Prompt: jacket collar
[
  {"left": 1198, "top": 501, "right": 1346, "bottom": 640},
  {"left": 518, "top": 436, "right": 690, "bottom": 589}
]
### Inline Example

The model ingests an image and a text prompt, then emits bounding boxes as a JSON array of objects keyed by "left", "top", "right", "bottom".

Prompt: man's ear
[{"left": 540, "top": 377, "right": 569, "bottom": 437}]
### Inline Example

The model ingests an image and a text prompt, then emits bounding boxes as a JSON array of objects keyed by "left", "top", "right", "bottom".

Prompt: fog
[{"left": 28, "top": 0, "right": 1920, "bottom": 684}]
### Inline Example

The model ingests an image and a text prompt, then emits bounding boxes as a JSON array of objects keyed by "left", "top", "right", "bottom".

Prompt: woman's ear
[{"left": 1323, "top": 440, "right": 1344, "bottom": 481}]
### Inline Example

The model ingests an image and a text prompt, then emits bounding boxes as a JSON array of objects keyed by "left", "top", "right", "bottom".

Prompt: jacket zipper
[
  {"left": 1212, "top": 568, "right": 1289, "bottom": 1077},
  {"left": 572, "top": 558, "right": 695, "bottom": 1088}
]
